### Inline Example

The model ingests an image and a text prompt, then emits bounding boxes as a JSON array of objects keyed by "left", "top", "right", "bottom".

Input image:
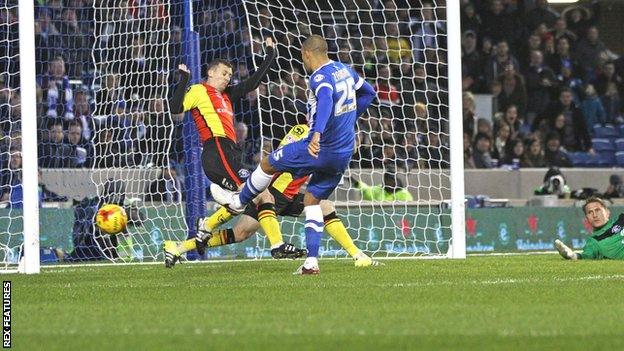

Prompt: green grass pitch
[{"left": 9, "top": 255, "right": 624, "bottom": 350}]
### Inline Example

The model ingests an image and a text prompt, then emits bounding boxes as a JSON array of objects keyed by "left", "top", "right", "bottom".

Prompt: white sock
[
  {"left": 237, "top": 166, "right": 273, "bottom": 207},
  {"left": 304, "top": 256, "right": 318, "bottom": 268}
]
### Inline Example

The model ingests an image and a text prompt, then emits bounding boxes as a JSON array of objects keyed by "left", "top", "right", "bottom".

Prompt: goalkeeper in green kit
[{"left": 555, "top": 197, "right": 624, "bottom": 260}]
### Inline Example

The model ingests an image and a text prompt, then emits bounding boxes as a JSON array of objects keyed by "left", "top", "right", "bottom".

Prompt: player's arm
[
  {"left": 353, "top": 75, "right": 376, "bottom": 117},
  {"left": 170, "top": 64, "right": 192, "bottom": 114},
  {"left": 227, "top": 38, "right": 277, "bottom": 102},
  {"left": 307, "top": 82, "right": 333, "bottom": 157},
  {"left": 554, "top": 239, "right": 579, "bottom": 260},
  {"left": 578, "top": 238, "right": 600, "bottom": 260}
]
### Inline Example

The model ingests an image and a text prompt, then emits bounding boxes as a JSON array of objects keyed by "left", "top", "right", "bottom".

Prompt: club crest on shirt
[
  {"left": 314, "top": 74, "right": 324, "bottom": 82},
  {"left": 238, "top": 168, "right": 250, "bottom": 179},
  {"left": 611, "top": 225, "right": 622, "bottom": 234}
]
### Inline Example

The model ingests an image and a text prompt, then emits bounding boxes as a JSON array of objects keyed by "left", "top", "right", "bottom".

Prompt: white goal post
[{"left": 3, "top": 0, "right": 465, "bottom": 273}]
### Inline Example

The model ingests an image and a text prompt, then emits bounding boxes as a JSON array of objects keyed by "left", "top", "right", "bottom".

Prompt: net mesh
[
  {"left": 0, "top": 2, "right": 22, "bottom": 268},
  {"left": 0, "top": 0, "right": 455, "bottom": 268},
  {"left": 243, "top": 0, "right": 452, "bottom": 257}
]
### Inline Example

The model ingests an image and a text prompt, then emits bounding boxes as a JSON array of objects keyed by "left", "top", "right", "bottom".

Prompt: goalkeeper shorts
[
  {"left": 243, "top": 188, "right": 305, "bottom": 220},
  {"left": 201, "top": 137, "right": 250, "bottom": 191}
]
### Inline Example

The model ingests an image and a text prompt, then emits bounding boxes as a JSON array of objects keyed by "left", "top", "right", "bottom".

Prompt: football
[{"left": 96, "top": 204, "right": 128, "bottom": 235}]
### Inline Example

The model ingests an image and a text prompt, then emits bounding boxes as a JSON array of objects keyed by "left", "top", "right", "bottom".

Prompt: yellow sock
[
  {"left": 207, "top": 229, "right": 236, "bottom": 247},
  {"left": 257, "top": 203, "right": 283, "bottom": 248},
  {"left": 324, "top": 212, "right": 359, "bottom": 258},
  {"left": 176, "top": 239, "right": 196, "bottom": 254},
  {"left": 203, "top": 206, "right": 234, "bottom": 231}
]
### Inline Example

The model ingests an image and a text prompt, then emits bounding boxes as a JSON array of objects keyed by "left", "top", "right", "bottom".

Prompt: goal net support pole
[
  {"left": 447, "top": 0, "right": 466, "bottom": 259},
  {"left": 18, "top": 0, "right": 41, "bottom": 273}
]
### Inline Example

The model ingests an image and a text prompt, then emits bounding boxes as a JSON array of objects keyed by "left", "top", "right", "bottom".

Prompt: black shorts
[
  {"left": 202, "top": 137, "right": 249, "bottom": 191},
  {"left": 243, "top": 188, "right": 305, "bottom": 219}
]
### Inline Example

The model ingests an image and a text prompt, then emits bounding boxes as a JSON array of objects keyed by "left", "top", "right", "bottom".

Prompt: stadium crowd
[
  {"left": 1, "top": 0, "right": 621, "bottom": 203},
  {"left": 461, "top": 0, "right": 624, "bottom": 169}
]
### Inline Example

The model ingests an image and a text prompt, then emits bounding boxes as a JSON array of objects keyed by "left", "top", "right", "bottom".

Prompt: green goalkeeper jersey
[{"left": 579, "top": 214, "right": 624, "bottom": 260}]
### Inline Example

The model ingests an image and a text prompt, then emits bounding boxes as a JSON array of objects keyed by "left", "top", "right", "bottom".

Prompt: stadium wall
[{"left": 37, "top": 168, "right": 620, "bottom": 202}]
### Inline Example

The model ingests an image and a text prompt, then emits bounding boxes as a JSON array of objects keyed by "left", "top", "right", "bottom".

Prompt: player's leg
[
  {"left": 295, "top": 190, "right": 323, "bottom": 274},
  {"left": 163, "top": 213, "right": 260, "bottom": 268},
  {"left": 211, "top": 140, "right": 311, "bottom": 212},
  {"left": 320, "top": 200, "right": 379, "bottom": 267},
  {"left": 196, "top": 137, "right": 248, "bottom": 254}
]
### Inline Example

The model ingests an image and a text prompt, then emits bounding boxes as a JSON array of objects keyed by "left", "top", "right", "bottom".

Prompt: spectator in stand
[
  {"left": 581, "top": 84, "right": 607, "bottom": 130},
  {"left": 492, "top": 122, "right": 511, "bottom": 161},
  {"left": 525, "top": 0, "right": 559, "bottom": 32},
  {"left": 518, "top": 34, "right": 543, "bottom": 73},
  {"left": 420, "top": 130, "right": 449, "bottom": 169},
  {"left": 575, "top": 26, "right": 608, "bottom": 80},
  {"left": 385, "top": 22, "right": 411, "bottom": 65},
  {"left": 461, "top": 30, "right": 484, "bottom": 93},
  {"left": 484, "top": 40, "right": 520, "bottom": 86},
  {"left": 40, "top": 56, "right": 75, "bottom": 125},
  {"left": 550, "top": 18, "right": 578, "bottom": 45},
  {"left": 480, "top": 0, "right": 520, "bottom": 46},
  {"left": 73, "top": 89, "right": 95, "bottom": 141},
  {"left": 472, "top": 132, "right": 493, "bottom": 169},
  {"left": 548, "top": 38, "right": 580, "bottom": 81},
  {"left": 544, "top": 132, "right": 572, "bottom": 168},
  {"left": 497, "top": 64, "right": 527, "bottom": 116},
  {"left": 461, "top": 2, "right": 482, "bottom": 36},
  {"left": 462, "top": 92, "right": 477, "bottom": 137},
  {"left": 524, "top": 138, "right": 546, "bottom": 168},
  {"left": 502, "top": 138, "right": 527, "bottom": 167},
  {"left": 34, "top": 8, "right": 61, "bottom": 75},
  {"left": 534, "top": 88, "right": 592, "bottom": 152},
  {"left": 594, "top": 62, "right": 623, "bottom": 97},
  {"left": 38, "top": 121, "right": 77, "bottom": 168},
  {"left": 601, "top": 81, "right": 623, "bottom": 125},
  {"left": 58, "top": 8, "right": 89, "bottom": 79},
  {"left": 64, "top": 121, "right": 92, "bottom": 168},
  {"left": 476, "top": 118, "right": 493, "bottom": 139},
  {"left": 464, "top": 132, "right": 476, "bottom": 169},
  {"left": 525, "top": 50, "right": 558, "bottom": 123},
  {"left": 375, "top": 65, "right": 400, "bottom": 107},
  {"left": 561, "top": 2, "right": 601, "bottom": 40},
  {"left": 411, "top": 0, "right": 445, "bottom": 64}
]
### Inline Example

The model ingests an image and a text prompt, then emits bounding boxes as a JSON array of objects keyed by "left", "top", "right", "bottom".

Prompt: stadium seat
[
  {"left": 619, "top": 124, "right": 624, "bottom": 137},
  {"left": 567, "top": 152, "right": 592, "bottom": 167},
  {"left": 615, "top": 138, "right": 624, "bottom": 151},
  {"left": 616, "top": 151, "right": 624, "bottom": 167},
  {"left": 591, "top": 138, "right": 615, "bottom": 152},
  {"left": 593, "top": 152, "right": 616, "bottom": 167},
  {"left": 594, "top": 124, "right": 620, "bottom": 138}
]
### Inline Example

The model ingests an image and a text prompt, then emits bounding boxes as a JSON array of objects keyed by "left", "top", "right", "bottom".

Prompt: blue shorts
[{"left": 268, "top": 140, "right": 352, "bottom": 199}]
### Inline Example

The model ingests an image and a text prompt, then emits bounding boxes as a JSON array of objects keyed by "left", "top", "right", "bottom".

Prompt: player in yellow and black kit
[
  {"left": 166, "top": 37, "right": 304, "bottom": 265},
  {"left": 163, "top": 125, "right": 379, "bottom": 267}
]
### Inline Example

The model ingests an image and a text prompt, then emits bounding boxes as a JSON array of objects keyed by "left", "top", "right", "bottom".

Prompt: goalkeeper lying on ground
[
  {"left": 164, "top": 125, "right": 378, "bottom": 267},
  {"left": 555, "top": 196, "right": 624, "bottom": 260}
]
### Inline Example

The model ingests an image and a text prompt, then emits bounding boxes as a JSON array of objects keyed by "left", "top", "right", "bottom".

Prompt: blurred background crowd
[{"left": 1, "top": 0, "right": 621, "bottom": 203}]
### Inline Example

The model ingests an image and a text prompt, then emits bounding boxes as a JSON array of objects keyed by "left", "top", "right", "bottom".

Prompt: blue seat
[
  {"left": 620, "top": 125, "right": 624, "bottom": 137},
  {"left": 615, "top": 138, "right": 624, "bottom": 151},
  {"left": 567, "top": 152, "right": 592, "bottom": 167},
  {"left": 617, "top": 151, "right": 624, "bottom": 167},
  {"left": 594, "top": 125, "right": 620, "bottom": 138},
  {"left": 592, "top": 138, "right": 615, "bottom": 152},
  {"left": 593, "top": 152, "right": 616, "bottom": 167}
]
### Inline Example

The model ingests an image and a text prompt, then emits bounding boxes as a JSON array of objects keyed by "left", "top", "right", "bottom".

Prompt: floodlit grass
[{"left": 10, "top": 255, "right": 624, "bottom": 350}]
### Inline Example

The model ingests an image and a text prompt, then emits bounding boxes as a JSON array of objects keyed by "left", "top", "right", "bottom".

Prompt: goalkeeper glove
[{"left": 554, "top": 239, "right": 578, "bottom": 260}]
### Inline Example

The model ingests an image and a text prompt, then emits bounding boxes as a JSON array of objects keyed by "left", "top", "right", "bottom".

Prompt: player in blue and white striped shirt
[{"left": 211, "top": 34, "right": 376, "bottom": 274}]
